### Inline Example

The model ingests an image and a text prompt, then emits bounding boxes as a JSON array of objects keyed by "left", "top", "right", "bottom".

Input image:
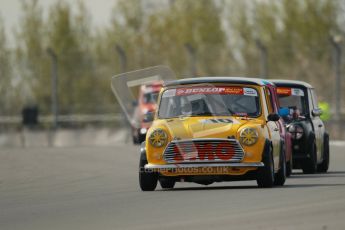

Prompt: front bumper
[
  {"left": 144, "top": 162, "right": 264, "bottom": 176},
  {"left": 291, "top": 139, "right": 311, "bottom": 159},
  {"left": 144, "top": 162, "right": 264, "bottom": 170}
]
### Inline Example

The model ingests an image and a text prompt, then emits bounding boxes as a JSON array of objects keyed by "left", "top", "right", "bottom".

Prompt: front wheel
[
  {"left": 139, "top": 151, "right": 158, "bottom": 191},
  {"left": 286, "top": 150, "right": 293, "bottom": 177},
  {"left": 317, "top": 133, "right": 329, "bottom": 173},
  {"left": 257, "top": 144, "right": 275, "bottom": 188},
  {"left": 274, "top": 142, "right": 286, "bottom": 186},
  {"left": 138, "top": 134, "right": 146, "bottom": 144},
  {"left": 302, "top": 140, "right": 317, "bottom": 174}
]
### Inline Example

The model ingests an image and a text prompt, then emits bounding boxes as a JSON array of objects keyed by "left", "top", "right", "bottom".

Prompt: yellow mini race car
[{"left": 139, "top": 77, "right": 289, "bottom": 190}]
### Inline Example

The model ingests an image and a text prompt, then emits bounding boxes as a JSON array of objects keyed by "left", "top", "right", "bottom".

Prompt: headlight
[
  {"left": 287, "top": 124, "right": 303, "bottom": 139},
  {"left": 140, "top": 128, "right": 147, "bottom": 135},
  {"left": 239, "top": 128, "right": 259, "bottom": 146},
  {"left": 149, "top": 129, "right": 168, "bottom": 147}
]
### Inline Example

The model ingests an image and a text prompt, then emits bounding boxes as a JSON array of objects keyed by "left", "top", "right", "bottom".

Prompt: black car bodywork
[{"left": 272, "top": 80, "right": 329, "bottom": 174}]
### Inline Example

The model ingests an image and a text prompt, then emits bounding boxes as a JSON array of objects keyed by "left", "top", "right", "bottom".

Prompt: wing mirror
[
  {"left": 267, "top": 113, "right": 280, "bottom": 122},
  {"left": 278, "top": 107, "right": 290, "bottom": 117},
  {"left": 143, "top": 111, "right": 154, "bottom": 122},
  {"left": 312, "top": 108, "right": 322, "bottom": 117}
]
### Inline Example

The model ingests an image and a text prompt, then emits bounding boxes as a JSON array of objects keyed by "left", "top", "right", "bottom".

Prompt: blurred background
[{"left": 0, "top": 0, "right": 344, "bottom": 147}]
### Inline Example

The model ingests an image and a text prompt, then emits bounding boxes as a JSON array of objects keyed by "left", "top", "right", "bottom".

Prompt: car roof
[
  {"left": 270, "top": 79, "right": 313, "bottom": 89},
  {"left": 165, "top": 77, "right": 271, "bottom": 87}
]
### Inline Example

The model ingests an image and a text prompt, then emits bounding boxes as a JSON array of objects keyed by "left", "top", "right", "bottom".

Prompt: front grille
[{"left": 163, "top": 139, "right": 245, "bottom": 163}]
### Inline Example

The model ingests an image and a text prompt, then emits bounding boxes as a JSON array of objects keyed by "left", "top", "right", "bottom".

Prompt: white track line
[{"left": 330, "top": 141, "right": 345, "bottom": 147}]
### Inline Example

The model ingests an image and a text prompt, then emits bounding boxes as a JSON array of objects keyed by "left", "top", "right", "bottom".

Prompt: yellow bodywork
[{"left": 145, "top": 84, "right": 275, "bottom": 177}]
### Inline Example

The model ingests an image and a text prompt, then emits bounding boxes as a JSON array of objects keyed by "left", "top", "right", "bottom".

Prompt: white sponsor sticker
[
  {"left": 162, "top": 89, "right": 176, "bottom": 97},
  {"left": 243, "top": 88, "right": 258, "bottom": 96},
  {"left": 291, "top": 88, "right": 304, "bottom": 96},
  {"left": 199, "top": 118, "right": 240, "bottom": 124},
  {"left": 176, "top": 87, "right": 226, "bottom": 95},
  {"left": 200, "top": 118, "right": 233, "bottom": 124}
]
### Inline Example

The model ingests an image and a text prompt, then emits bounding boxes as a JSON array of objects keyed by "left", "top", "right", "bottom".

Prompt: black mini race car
[{"left": 272, "top": 80, "right": 329, "bottom": 174}]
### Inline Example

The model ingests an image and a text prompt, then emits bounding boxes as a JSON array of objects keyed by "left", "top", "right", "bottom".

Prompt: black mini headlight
[{"left": 288, "top": 124, "right": 304, "bottom": 139}]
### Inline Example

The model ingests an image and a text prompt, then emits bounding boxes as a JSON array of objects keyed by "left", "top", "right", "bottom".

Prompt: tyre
[
  {"left": 301, "top": 140, "right": 317, "bottom": 174},
  {"left": 159, "top": 177, "right": 175, "bottom": 189},
  {"left": 138, "top": 134, "right": 146, "bottom": 144},
  {"left": 257, "top": 144, "right": 275, "bottom": 188},
  {"left": 139, "top": 151, "right": 158, "bottom": 191},
  {"left": 286, "top": 151, "right": 293, "bottom": 177},
  {"left": 317, "top": 133, "right": 329, "bottom": 173},
  {"left": 274, "top": 142, "right": 286, "bottom": 186}
]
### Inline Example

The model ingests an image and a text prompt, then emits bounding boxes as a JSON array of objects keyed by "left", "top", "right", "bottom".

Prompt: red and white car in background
[
  {"left": 132, "top": 81, "right": 163, "bottom": 144},
  {"left": 264, "top": 81, "right": 293, "bottom": 176}
]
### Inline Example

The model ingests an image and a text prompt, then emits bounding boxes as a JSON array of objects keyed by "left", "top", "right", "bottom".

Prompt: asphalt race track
[{"left": 1, "top": 143, "right": 345, "bottom": 230}]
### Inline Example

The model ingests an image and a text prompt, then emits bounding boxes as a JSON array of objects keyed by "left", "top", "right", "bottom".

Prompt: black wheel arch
[
  {"left": 261, "top": 139, "right": 273, "bottom": 162},
  {"left": 324, "top": 132, "right": 329, "bottom": 140},
  {"left": 280, "top": 138, "right": 285, "bottom": 160},
  {"left": 308, "top": 132, "right": 315, "bottom": 142}
]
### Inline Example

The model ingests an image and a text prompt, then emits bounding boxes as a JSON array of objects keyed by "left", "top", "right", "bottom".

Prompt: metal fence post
[
  {"left": 185, "top": 43, "right": 197, "bottom": 77},
  {"left": 115, "top": 45, "right": 127, "bottom": 73},
  {"left": 47, "top": 48, "right": 58, "bottom": 130},
  {"left": 330, "top": 36, "right": 342, "bottom": 121},
  {"left": 115, "top": 45, "right": 131, "bottom": 143},
  {"left": 256, "top": 39, "right": 268, "bottom": 79}
]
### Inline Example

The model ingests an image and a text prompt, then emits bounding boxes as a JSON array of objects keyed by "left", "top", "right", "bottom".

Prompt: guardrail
[
  {"left": 0, "top": 114, "right": 124, "bottom": 124},
  {"left": 1, "top": 114, "right": 344, "bottom": 139}
]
